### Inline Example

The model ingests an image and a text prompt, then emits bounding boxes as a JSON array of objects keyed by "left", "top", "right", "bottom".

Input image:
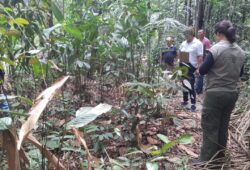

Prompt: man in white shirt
[{"left": 179, "top": 27, "right": 203, "bottom": 111}]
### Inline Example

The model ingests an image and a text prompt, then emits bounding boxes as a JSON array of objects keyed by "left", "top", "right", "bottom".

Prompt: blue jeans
[{"left": 195, "top": 75, "right": 204, "bottom": 94}]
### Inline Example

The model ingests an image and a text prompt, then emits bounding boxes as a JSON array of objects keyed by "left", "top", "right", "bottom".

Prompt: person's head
[
  {"left": 198, "top": 29, "right": 205, "bottom": 39},
  {"left": 166, "top": 37, "right": 173, "bottom": 46},
  {"left": 184, "top": 27, "right": 195, "bottom": 43},
  {"left": 214, "top": 20, "right": 236, "bottom": 43}
]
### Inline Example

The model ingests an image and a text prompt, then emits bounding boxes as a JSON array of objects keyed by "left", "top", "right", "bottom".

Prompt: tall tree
[
  {"left": 197, "top": 0, "right": 205, "bottom": 29},
  {"left": 186, "top": 0, "right": 192, "bottom": 26}
]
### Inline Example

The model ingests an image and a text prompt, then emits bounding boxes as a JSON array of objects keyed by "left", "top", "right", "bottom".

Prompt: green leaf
[
  {"left": 151, "top": 140, "right": 178, "bottom": 156},
  {"left": 162, "top": 140, "right": 178, "bottom": 152},
  {"left": 0, "top": 57, "right": 15, "bottom": 66},
  {"left": 75, "top": 107, "right": 93, "bottom": 117},
  {"left": 157, "top": 134, "right": 170, "bottom": 144},
  {"left": 0, "top": 117, "right": 12, "bottom": 130},
  {"left": 114, "top": 128, "right": 121, "bottom": 137},
  {"left": 67, "top": 103, "right": 112, "bottom": 129},
  {"left": 44, "top": 139, "right": 60, "bottom": 150},
  {"left": 178, "top": 134, "right": 192, "bottom": 144},
  {"left": 31, "top": 61, "right": 48, "bottom": 76},
  {"left": 5, "top": 29, "right": 21, "bottom": 37},
  {"left": 151, "top": 149, "right": 162, "bottom": 155},
  {"left": 84, "top": 125, "right": 100, "bottom": 133},
  {"left": 15, "top": 18, "right": 29, "bottom": 25},
  {"left": 29, "top": 57, "right": 40, "bottom": 65},
  {"left": 111, "top": 159, "right": 125, "bottom": 170},
  {"left": 75, "top": 60, "right": 90, "bottom": 70},
  {"left": 19, "top": 96, "right": 33, "bottom": 106},
  {"left": 64, "top": 25, "right": 82, "bottom": 39},
  {"left": 146, "top": 162, "right": 159, "bottom": 170},
  {"left": 51, "top": 2, "right": 64, "bottom": 22},
  {"left": 0, "top": 27, "right": 6, "bottom": 34},
  {"left": 4, "top": 7, "right": 13, "bottom": 12}
]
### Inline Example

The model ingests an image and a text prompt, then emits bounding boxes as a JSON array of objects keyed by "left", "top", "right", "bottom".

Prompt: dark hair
[{"left": 214, "top": 20, "right": 236, "bottom": 43}]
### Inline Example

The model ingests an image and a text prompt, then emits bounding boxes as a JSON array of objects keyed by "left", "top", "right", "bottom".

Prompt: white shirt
[{"left": 179, "top": 37, "right": 203, "bottom": 68}]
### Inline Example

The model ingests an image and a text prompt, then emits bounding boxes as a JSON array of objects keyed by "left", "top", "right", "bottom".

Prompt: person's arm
[{"left": 199, "top": 51, "right": 214, "bottom": 75}]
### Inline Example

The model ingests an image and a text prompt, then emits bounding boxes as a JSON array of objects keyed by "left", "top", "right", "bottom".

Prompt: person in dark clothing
[
  {"left": 160, "top": 37, "right": 177, "bottom": 70},
  {"left": 197, "top": 20, "right": 245, "bottom": 164}
]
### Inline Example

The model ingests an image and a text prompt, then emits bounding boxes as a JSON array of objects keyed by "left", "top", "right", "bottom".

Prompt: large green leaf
[
  {"left": 51, "top": 2, "right": 64, "bottom": 22},
  {"left": 75, "top": 107, "right": 93, "bottom": 117},
  {"left": 0, "top": 117, "right": 12, "bottom": 130},
  {"left": 67, "top": 103, "right": 112, "bottom": 129}
]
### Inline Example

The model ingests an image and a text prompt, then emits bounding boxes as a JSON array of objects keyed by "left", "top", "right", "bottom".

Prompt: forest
[{"left": 0, "top": 0, "right": 250, "bottom": 169}]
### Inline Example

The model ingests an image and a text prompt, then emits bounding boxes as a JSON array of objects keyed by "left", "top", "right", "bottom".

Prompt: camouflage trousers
[{"left": 200, "top": 91, "right": 238, "bottom": 161}]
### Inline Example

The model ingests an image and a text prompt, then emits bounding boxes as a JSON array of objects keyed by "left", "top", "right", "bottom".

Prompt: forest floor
[
  {"left": 3, "top": 76, "right": 248, "bottom": 170},
  {"left": 59, "top": 77, "right": 249, "bottom": 170}
]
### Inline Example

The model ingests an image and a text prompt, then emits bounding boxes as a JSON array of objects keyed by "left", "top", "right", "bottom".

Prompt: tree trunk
[
  {"left": 175, "top": 0, "right": 179, "bottom": 19},
  {"left": 184, "top": 0, "right": 187, "bottom": 25},
  {"left": 186, "top": 0, "right": 192, "bottom": 26},
  {"left": 197, "top": 0, "right": 205, "bottom": 30},
  {"left": 241, "top": 0, "right": 246, "bottom": 40},
  {"left": 205, "top": 1, "right": 213, "bottom": 38}
]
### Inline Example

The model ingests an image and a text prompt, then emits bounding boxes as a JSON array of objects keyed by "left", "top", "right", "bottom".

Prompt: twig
[
  {"left": 229, "top": 131, "right": 250, "bottom": 157},
  {"left": 72, "top": 128, "right": 93, "bottom": 170}
]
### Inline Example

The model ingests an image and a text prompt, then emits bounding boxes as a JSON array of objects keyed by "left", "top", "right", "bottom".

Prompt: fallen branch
[
  {"left": 2, "top": 129, "right": 21, "bottom": 170},
  {"left": 17, "top": 76, "right": 70, "bottom": 150},
  {"left": 229, "top": 131, "right": 250, "bottom": 157},
  {"left": 72, "top": 128, "right": 95, "bottom": 170},
  {"left": 178, "top": 144, "right": 198, "bottom": 158}
]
